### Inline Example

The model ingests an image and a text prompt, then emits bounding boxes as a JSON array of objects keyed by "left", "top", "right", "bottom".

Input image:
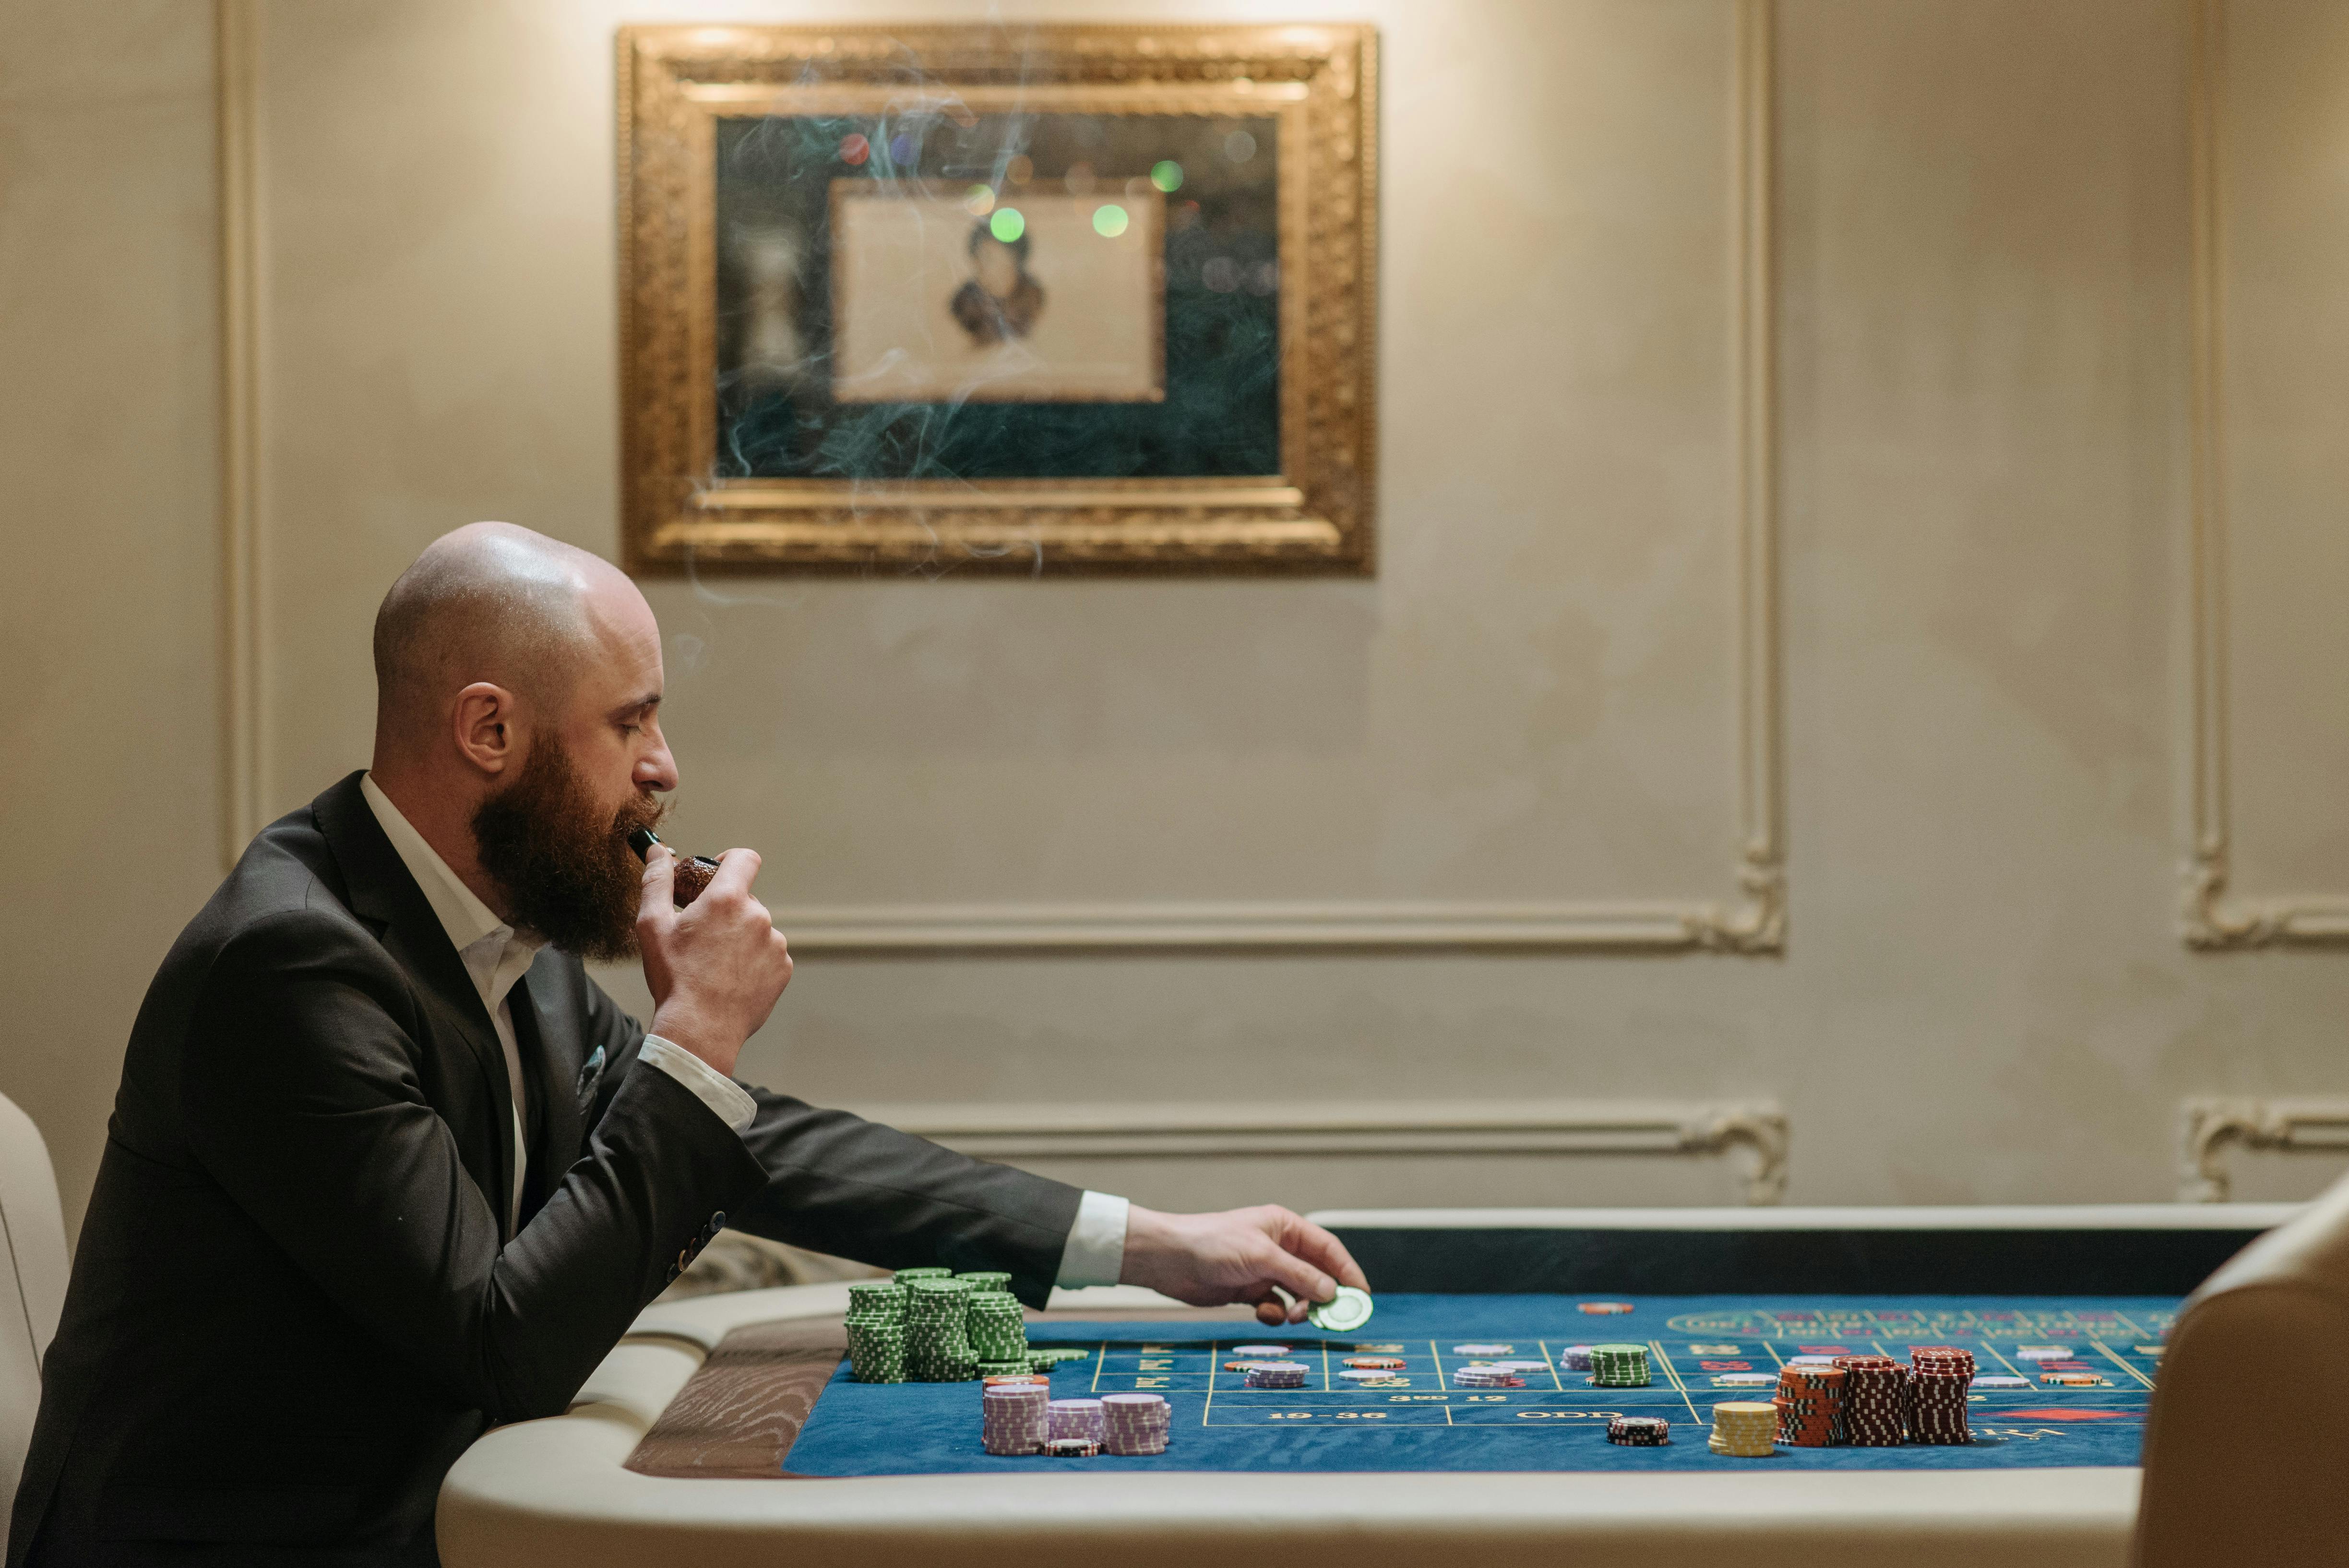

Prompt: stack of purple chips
[
  {"left": 982, "top": 1384, "right": 1050, "bottom": 1455},
  {"left": 1101, "top": 1393, "right": 1171, "bottom": 1455},
  {"left": 1452, "top": 1366, "right": 1526, "bottom": 1388},
  {"left": 1243, "top": 1361, "right": 1310, "bottom": 1389},
  {"left": 1047, "top": 1397, "right": 1108, "bottom": 1446}
]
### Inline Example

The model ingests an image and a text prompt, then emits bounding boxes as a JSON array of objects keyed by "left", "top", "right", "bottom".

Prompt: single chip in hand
[{"left": 1307, "top": 1285, "right": 1374, "bottom": 1332}]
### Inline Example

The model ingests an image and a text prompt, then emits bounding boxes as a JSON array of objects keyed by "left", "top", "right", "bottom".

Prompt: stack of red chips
[
  {"left": 1773, "top": 1364, "right": 1847, "bottom": 1447},
  {"left": 1832, "top": 1354, "right": 1910, "bottom": 1445},
  {"left": 1908, "top": 1345, "right": 1976, "bottom": 1445}
]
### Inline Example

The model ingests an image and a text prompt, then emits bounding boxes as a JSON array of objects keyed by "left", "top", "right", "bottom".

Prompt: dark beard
[{"left": 471, "top": 739, "right": 666, "bottom": 961}]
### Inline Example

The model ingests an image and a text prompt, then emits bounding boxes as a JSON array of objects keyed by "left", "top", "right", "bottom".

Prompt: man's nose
[{"left": 637, "top": 744, "right": 679, "bottom": 793}]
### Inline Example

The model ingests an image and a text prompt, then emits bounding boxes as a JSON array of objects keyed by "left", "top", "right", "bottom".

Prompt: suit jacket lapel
[
  {"left": 512, "top": 954, "right": 584, "bottom": 1186},
  {"left": 311, "top": 772, "right": 519, "bottom": 1236}
]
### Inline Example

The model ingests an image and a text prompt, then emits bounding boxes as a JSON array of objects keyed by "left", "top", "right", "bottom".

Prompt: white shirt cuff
[
  {"left": 640, "top": 1034, "right": 758, "bottom": 1132},
  {"left": 1054, "top": 1190, "right": 1130, "bottom": 1287}
]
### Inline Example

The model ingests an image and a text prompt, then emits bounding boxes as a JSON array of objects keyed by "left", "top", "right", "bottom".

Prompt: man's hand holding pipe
[{"left": 635, "top": 844, "right": 794, "bottom": 1078}]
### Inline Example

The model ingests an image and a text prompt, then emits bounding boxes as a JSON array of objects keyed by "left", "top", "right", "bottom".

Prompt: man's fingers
[
  {"left": 1255, "top": 1238, "right": 1336, "bottom": 1309},
  {"left": 1236, "top": 1284, "right": 1299, "bottom": 1326},
  {"left": 637, "top": 844, "right": 677, "bottom": 929},
  {"left": 707, "top": 847, "right": 763, "bottom": 898},
  {"left": 1279, "top": 1213, "right": 1370, "bottom": 1293}
]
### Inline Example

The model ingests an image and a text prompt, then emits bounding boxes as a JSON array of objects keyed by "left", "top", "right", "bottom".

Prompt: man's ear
[{"left": 452, "top": 682, "right": 523, "bottom": 777}]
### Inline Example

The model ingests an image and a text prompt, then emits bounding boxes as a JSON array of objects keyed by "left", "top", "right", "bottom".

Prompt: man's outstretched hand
[{"left": 1118, "top": 1205, "right": 1370, "bottom": 1327}]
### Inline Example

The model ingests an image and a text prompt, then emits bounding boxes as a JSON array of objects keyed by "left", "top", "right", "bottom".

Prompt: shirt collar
[{"left": 359, "top": 772, "right": 547, "bottom": 972}]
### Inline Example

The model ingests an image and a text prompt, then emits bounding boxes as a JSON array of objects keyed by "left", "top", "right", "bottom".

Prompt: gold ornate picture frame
[{"left": 617, "top": 23, "right": 1378, "bottom": 575}]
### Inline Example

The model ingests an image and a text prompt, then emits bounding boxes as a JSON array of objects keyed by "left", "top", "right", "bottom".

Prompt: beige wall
[
  {"left": 2218, "top": 0, "right": 2349, "bottom": 901},
  {"left": 0, "top": 0, "right": 224, "bottom": 1229},
  {"left": 10, "top": 0, "right": 2349, "bottom": 1232}
]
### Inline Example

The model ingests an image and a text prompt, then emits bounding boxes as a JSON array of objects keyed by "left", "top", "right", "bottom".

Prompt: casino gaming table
[{"left": 437, "top": 1204, "right": 2293, "bottom": 1568}]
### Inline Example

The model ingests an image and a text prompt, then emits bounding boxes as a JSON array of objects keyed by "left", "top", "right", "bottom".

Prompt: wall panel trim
[
  {"left": 2179, "top": 1095, "right": 2349, "bottom": 1200},
  {"left": 218, "top": 0, "right": 268, "bottom": 869},
  {"left": 779, "top": 0, "right": 1784, "bottom": 956},
  {"left": 219, "top": 1, "right": 1784, "bottom": 953},
  {"left": 853, "top": 1098, "right": 1790, "bottom": 1206},
  {"left": 2181, "top": 0, "right": 2349, "bottom": 949}
]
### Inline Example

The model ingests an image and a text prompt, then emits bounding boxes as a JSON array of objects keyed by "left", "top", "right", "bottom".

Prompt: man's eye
[{"left": 619, "top": 723, "right": 642, "bottom": 736}]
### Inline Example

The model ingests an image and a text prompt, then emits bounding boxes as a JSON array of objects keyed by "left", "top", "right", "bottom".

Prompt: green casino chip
[
  {"left": 1306, "top": 1285, "right": 1374, "bottom": 1332},
  {"left": 1588, "top": 1342, "right": 1652, "bottom": 1388},
  {"left": 846, "top": 1316, "right": 909, "bottom": 1383},
  {"left": 904, "top": 1279, "right": 980, "bottom": 1379}
]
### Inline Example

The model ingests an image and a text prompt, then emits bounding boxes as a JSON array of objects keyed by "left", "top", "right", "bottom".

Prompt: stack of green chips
[
  {"left": 894, "top": 1267, "right": 954, "bottom": 1284},
  {"left": 848, "top": 1281, "right": 908, "bottom": 1320},
  {"left": 1028, "top": 1346, "right": 1091, "bottom": 1374},
  {"left": 906, "top": 1278, "right": 979, "bottom": 1380},
  {"left": 844, "top": 1282, "right": 909, "bottom": 1383},
  {"left": 956, "top": 1271, "right": 1013, "bottom": 1292},
  {"left": 1588, "top": 1343, "right": 1652, "bottom": 1388},
  {"left": 966, "top": 1289, "right": 1029, "bottom": 1370}
]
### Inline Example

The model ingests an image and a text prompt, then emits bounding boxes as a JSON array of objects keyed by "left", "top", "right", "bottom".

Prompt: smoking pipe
[{"left": 626, "top": 828, "right": 720, "bottom": 907}]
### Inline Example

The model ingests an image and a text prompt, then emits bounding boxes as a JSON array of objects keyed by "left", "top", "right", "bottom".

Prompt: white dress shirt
[
  {"left": 360, "top": 775, "right": 754, "bottom": 1231},
  {"left": 1057, "top": 1189, "right": 1129, "bottom": 1287},
  {"left": 356, "top": 773, "right": 1129, "bottom": 1280}
]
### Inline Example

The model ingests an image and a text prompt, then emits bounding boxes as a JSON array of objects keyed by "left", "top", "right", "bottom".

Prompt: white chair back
[{"left": 0, "top": 1091, "right": 67, "bottom": 1554}]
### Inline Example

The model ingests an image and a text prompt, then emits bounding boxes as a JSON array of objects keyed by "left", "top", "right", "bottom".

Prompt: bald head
[{"left": 371, "top": 523, "right": 640, "bottom": 752}]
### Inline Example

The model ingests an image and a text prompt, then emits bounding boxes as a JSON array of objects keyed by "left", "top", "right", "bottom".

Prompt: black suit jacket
[{"left": 10, "top": 774, "right": 1082, "bottom": 1566}]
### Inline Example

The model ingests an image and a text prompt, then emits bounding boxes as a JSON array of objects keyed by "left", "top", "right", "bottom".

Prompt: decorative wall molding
[
  {"left": 2179, "top": 1095, "right": 2349, "bottom": 1201},
  {"left": 777, "top": 0, "right": 1783, "bottom": 955},
  {"left": 217, "top": 0, "right": 268, "bottom": 869},
  {"left": 2181, "top": 0, "right": 2349, "bottom": 949},
  {"left": 217, "top": 2, "right": 1785, "bottom": 951},
  {"left": 777, "top": 896, "right": 1780, "bottom": 955},
  {"left": 852, "top": 1099, "right": 1790, "bottom": 1206}
]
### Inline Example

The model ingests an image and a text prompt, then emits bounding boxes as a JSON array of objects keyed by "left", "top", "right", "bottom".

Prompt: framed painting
[{"left": 616, "top": 23, "right": 1377, "bottom": 574}]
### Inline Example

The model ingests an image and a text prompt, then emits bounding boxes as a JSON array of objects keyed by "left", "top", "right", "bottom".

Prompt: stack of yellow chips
[{"left": 1709, "top": 1400, "right": 1778, "bottom": 1457}]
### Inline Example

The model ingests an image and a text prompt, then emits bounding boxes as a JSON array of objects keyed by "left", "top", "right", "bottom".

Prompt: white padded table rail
[{"left": 439, "top": 1277, "right": 2143, "bottom": 1568}]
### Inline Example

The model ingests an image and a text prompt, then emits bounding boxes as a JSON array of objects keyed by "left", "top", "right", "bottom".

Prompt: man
[
  {"left": 949, "top": 220, "right": 1045, "bottom": 344},
  {"left": 12, "top": 523, "right": 1365, "bottom": 1566}
]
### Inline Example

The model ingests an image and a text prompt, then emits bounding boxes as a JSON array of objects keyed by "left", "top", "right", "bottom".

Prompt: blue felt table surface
[{"left": 781, "top": 1293, "right": 2175, "bottom": 1476}]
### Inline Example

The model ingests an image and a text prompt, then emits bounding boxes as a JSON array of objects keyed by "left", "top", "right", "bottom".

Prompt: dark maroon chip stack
[
  {"left": 1908, "top": 1345, "right": 1975, "bottom": 1444},
  {"left": 1833, "top": 1355, "right": 1910, "bottom": 1446},
  {"left": 1606, "top": 1415, "right": 1671, "bottom": 1447}
]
